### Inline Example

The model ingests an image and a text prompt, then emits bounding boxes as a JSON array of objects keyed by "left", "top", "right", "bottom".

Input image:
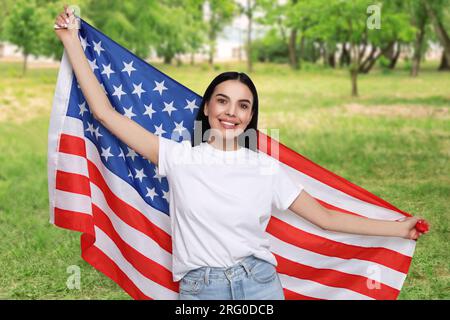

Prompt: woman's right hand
[{"left": 54, "top": 4, "right": 79, "bottom": 44}]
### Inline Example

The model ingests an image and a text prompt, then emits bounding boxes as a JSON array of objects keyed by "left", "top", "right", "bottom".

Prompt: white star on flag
[
  {"left": 184, "top": 99, "right": 199, "bottom": 113},
  {"left": 145, "top": 187, "right": 158, "bottom": 201},
  {"left": 162, "top": 190, "right": 170, "bottom": 203},
  {"left": 101, "top": 63, "right": 115, "bottom": 79},
  {"left": 85, "top": 122, "right": 95, "bottom": 135},
  {"left": 162, "top": 101, "right": 177, "bottom": 116},
  {"left": 173, "top": 121, "right": 186, "bottom": 135},
  {"left": 143, "top": 103, "right": 156, "bottom": 119},
  {"left": 134, "top": 168, "right": 147, "bottom": 182},
  {"left": 112, "top": 84, "right": 126, "bottom": 101},
  {"left": 126, "top": 147, "right": 138, "bottom": 161},
  {"left": 93, "top": 40, "right": 105, "bottom": 56},
  {"left": 153, "top": 167, "right": 163, "bottom": 183},
  {"left": 79, "top": 35, "right": 90, "bottom": 51},
  {"left": 87, "top": 58, "right": 99, "bottom": 71},
  {"left": 132, "top": 82, "right": 146, "bottom": 99},
  {"left": 122, "top": 60, "right": 136, "bottom": 76},
  {"left": 93, "top": 126, "right": 103, "bottom": 139},
  {"left": 153, "top": 80, "right": 167, "bottom": 95},
  {"left": 78, "top": 101, "right": 88, "bottom": 116},
  {"left": 101, "top": 146, "right": 114, "bottom": 162},
  {"left": 123, "top": 106, "right": 137, "bottom": 119},
  {"left": 153, "top": 124, "right": 166, "bottom": 136},
  {"left": 118, "top": 148, "right": 125, "bottom": 159}
]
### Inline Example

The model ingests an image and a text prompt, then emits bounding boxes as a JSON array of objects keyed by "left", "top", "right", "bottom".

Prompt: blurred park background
[{"left": 0, "top": 0, "right": 449, "bottom": 299}]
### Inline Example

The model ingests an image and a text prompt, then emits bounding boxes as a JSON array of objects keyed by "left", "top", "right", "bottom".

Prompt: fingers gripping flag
[{"left": 48, "top": 19, "right": 416, "bottom": 300}]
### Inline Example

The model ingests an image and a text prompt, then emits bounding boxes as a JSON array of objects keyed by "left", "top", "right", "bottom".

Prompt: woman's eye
[
  {"left": 218, "top": 99, "right": 226, "bottom": 104},
  {"left": 241, "top": 104, "right": 248, "bottom": 109}
]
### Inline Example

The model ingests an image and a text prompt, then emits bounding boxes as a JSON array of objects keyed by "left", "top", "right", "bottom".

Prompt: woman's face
[{"left": 204, "top": 80, "right": 254, "bottom": 144}]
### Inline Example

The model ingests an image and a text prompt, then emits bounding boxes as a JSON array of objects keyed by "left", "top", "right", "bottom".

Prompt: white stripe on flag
[{"left": 55, "top": 189, "right": 92, "bottom": 215}]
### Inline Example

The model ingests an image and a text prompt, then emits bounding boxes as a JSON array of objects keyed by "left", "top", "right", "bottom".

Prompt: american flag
[{"left": 48, "top": 19, "right": 416, "bottom": 300}]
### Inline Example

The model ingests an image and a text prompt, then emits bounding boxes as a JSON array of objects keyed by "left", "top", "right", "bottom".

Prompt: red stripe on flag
[
  {"left": 59, "top": 134, "right": 86, "bottom": 157},
  {"left": 268, "top": 216, "right": 411, "bottom": 274},
  {"left": 54, "top": 207, "right": 93, "bottom": 234},
  {"left": 56, "top": 170, "right": 91, "bottom": 196}
]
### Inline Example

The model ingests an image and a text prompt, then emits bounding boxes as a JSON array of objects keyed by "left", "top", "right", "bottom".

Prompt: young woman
[{"left": 54, "top": 6, "right": 425, "bottom": 300}]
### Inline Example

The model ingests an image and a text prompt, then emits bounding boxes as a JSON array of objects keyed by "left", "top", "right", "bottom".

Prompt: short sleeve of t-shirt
[
  {"left": 271, "top": 161, "right": 304, "bottom": 211},
  {"left": 157, "top": 136, "right": 190, "bottom": 177}
]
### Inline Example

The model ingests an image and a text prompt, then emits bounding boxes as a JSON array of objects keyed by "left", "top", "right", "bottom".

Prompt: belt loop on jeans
[
  {"left": 240, "top": 259, "right": 251, "bottom": 277},
  {"left": 204, "top": 267, "right": 210, "bottom": 285}
]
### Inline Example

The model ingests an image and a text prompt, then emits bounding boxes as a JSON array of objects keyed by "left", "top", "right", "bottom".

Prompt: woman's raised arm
[{"left": 54, "top": 5, "right": 159, "bottom": 165}]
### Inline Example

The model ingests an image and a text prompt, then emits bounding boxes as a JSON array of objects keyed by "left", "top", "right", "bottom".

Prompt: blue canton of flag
[{"left": 68, "top": 19, "right": 200, "bottom": 216}]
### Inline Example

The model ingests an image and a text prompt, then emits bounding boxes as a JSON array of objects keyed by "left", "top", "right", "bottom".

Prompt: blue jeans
[{"left": 178, "top": 255, "right": 285, "bottom": 300}]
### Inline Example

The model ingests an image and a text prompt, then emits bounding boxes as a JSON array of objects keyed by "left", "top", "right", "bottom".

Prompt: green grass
[{"left": 0, "top": 60, "right": 449, "bottom": 299}]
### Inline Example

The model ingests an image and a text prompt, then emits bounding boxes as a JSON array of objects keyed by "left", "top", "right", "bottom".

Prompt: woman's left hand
[{"left": 401, "top": 217, "right": 428, "bottom": 240}]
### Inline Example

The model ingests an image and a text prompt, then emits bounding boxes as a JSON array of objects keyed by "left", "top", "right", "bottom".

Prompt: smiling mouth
[{"left": 219, "top": 119, "right": 239, "bottom": 129}]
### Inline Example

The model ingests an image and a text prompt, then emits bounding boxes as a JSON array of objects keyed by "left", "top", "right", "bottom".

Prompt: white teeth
[{"left": 221, "top": 121, "right": 236, "bottom": 126}]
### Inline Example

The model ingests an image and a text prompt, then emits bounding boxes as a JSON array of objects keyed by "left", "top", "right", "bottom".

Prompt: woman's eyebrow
[{"left": 215, "top": 93, "right": 251, "bottom": 104}]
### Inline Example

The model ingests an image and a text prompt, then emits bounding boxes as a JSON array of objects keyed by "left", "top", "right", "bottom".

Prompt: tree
[
  {"left": 182, "top": 0, "right": 208, "bottom": 65},
  {"left": 258, "top": 0, "right": 307, "bottom": 70},
  {"left": 0, "top": 0, "right": 15, "bottom": 58},
  {"left": 84, "top": 0, "right": 160, "bottom": 58},
  {"left": 204, "top": 0, "right": 236, "bottom": 66},
  {"left": 409, "top": 0, "right": 428, "bottom": 77},
  {"left": 422, "top": 0, "right": 450, "bottom": 65},
  {"left": 3, "top": 0, "right": 47, "bottom": 75},
  {"left": 293, "top": 0, "right": 414, "bottom": 96}
]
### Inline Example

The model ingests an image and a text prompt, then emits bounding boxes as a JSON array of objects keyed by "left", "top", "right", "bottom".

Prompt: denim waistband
[{"left": 183, "top": 255, "right": 266, "bottom": 283}]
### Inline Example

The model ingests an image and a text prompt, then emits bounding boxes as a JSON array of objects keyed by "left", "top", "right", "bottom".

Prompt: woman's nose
[{"left": 225, "top": 103, "right": 237, "bottom": 116}]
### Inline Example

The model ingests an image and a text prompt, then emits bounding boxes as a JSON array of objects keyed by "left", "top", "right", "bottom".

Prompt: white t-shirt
[{"left": 157, "top": 136, "right": 304, "bottom": 282}]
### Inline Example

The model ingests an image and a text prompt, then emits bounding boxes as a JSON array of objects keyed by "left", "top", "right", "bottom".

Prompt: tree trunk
[
  {"left": 246, "top": 0, "right": 253, "bottom": 73},
  {"left": 340, "top": 43, "right": 350, "bottom": 67},
  {"left": 163, "top": 55, "right": 172, "bottom": 64},
  {"left": 349, "top": 43, "right": 360, "bottom": 97},
  {"left": 208, "top": 21, "right": 215, "bottom": 65},
  {"left": 438, "top": 51, "right": 450, "bottom": 71},
  {"left": 22, "top": 53, "right": 28, "bottom": 76},
  {"left": 288, "top": 28, "right": 298, "bottom": 69},
  {"left": 423, "top": 0, "right": 450, "bottom": 63},
  {"left": 190, "top": 52, "right": 195, "bottom": 65},
  {"left": 411, "top": 22, "right": 426, "bottom": 77},
  {"left": 350, "top": 69, "right": 358, "bottom": 97},
  {"left": 359, "top": 42, "right": 395, "bottom": 73},
  {"left": 321, "top": 42, "right": 327, "bottom": 67},
  {"left": 388, "top": 42, "right": 401, "bottom": 69},
  {"left": 328, "top": 50, "right": 336, "bottom": 68},
  {"left": 358, "top": 46, "right": 377, "bottom": 73},
  {"left": 298, "top": 34, "right": 305, "bottom": 69}
]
